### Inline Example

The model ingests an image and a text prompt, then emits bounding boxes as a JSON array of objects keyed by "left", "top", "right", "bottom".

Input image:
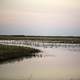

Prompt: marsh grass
[
  {"left": 0, "top": 44, "right": 40, "bottom": 64},
  {"left": 0, "top": 35, "right": 80, "bottom": 44}
]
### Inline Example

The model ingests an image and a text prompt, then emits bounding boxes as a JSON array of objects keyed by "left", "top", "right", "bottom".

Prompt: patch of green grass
[{"left": 0, "top": 44, "right": 40, "bottom": 63}]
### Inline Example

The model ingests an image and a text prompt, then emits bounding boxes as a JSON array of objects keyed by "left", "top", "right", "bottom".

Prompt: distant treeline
[
  {"left": 0, "top": 35, "right": 80, "bottom": 44},
  {"left": 0, "top": 35, "right": 80, "bottom": 37},
  {"left": 0, "top": 35, "right": 80, "bottom": 38},
  {"left": 0, "top": 35, "right": 26, "bottom": 37}
]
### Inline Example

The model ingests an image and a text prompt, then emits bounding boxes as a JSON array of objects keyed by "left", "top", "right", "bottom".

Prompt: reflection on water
[
  {"left": 0, "top": 42, "right": 80, "bottom": 80},
  {"left": 0, "top": 53, "right": 42, "bottom": 64},
  {"left": 0, "top": 54, "right": 42, "bottom": 64}
]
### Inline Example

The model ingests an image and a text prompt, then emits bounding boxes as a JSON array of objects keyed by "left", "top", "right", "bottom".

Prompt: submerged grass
[{"left": 0, "top": 44, "right": 40, "bottom": 63}]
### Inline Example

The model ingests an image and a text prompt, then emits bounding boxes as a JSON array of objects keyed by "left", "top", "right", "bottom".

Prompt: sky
[{"left": 0, "top": 0, "right": 80, "bottom": 36}]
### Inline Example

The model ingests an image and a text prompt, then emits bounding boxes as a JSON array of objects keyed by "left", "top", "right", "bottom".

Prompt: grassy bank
[
  {"left": 0, "top": 35, "right": 80, "bottom": 44},
  {"left": 0, "top": 44, "right": 40, "bottom": 63}
]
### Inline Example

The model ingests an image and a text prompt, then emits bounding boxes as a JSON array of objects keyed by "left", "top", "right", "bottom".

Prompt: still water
[{"left": 0, "top": 43, "right": 80, "bottom": 80}]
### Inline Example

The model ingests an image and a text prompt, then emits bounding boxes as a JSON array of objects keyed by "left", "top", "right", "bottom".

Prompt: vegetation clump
[{"left": 0, "top": 44, "right": 40, "bottom": 63}]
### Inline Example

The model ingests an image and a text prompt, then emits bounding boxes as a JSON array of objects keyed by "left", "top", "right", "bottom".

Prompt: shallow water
[{"left": 0, "top": 43, "right": 80, "bottom": 80}]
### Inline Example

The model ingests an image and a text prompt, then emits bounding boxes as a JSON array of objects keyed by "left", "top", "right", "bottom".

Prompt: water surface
[{"left": 0, "top": 43, "right": 80, "bottom": 80}]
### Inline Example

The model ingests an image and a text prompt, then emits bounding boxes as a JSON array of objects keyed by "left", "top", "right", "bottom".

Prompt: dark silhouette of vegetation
[{"left": 0, "top": 44, "right": 40, "bottom": 64}]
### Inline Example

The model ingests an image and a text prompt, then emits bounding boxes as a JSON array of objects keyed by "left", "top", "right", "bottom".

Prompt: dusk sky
[{"left": 0, "top": 0, "right": 80, "bottom": 36}]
